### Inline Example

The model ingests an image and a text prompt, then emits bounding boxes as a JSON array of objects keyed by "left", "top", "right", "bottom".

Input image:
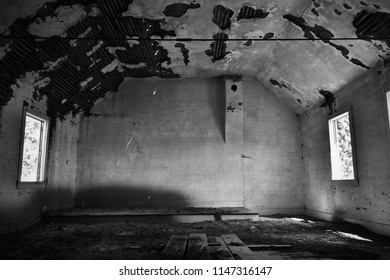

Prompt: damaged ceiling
[{"left": 1, "top": 0, "right": 390, "bottom": 117}]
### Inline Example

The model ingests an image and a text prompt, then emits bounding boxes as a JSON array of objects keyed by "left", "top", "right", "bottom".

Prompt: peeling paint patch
[
  {"left": 89, "top": 58, "right": 102, "bottom": 68},
  {"left": 174, "top": 43, "right": 190, "bottom": 65},
  {"left": 263, "top": 32, "right": 274, "bottom": 40},
  {"left": 283, "top": 14, "right": 370, "bottom": 69},
  {"left": 127, "top": 38, "right": 140, "bottom": 48},
  {"left": 101, "top": 60, "right": 120, "bottom": 73},
  {"left": 353, "top": 10, "right": 390, "bottom": 48},
  {"left": 243, "top": 39, "right": 252, "bottom": 46},
  {"left": 319, "top": 90, "right": 336, "bottom": 114},
  {"left": 87, "top": 40, "right": 104, "bottom": 56},
  {"left": 122, "top": 62, "right": 147, "bottom": 70},
  {"left": 28, "top": 5, "right": 87, "bottom": 37},
  {"left": 163, "top": 2, "right": 201, "bottom": 18},
  {"left": 43, "top": 55, "right": 68, "bottom": 70},
  {"left": 212, "top": 5, "right": 234, "bottom": 30},
  {"left": 0, "top": 43, "right": 11, "bottom": 60},
  {"left": 350, "top": 58, "right": 370, "bottom": 69},
  {"left": 237, "top": 6, "right": 269, "bottom": 21},
  {"left": 205, "top": 33, "right": 230, "bottom": 62},
  {"left": 90, "top": 83, "right": 102, "bottom": 91},
  {"left": 89, "top": 6, "right": 101, "bottom": 17},
  {"left": 80, "top": 77, "right": 93, "bottom": 88}
]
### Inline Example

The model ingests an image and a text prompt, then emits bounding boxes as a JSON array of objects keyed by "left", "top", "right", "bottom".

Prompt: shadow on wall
[
  {"left": 43, "top": 186, "right": 75, "bottom": 212},
  {"left": 211, "top": 77, "right": 226, "bottom": 143},
  {"left": 74, "top": 185, "right": 190, "bottom": 209},
  {"left": 0, "top": 189, "right": 45, "bottom": 233},
  {"left": 331, "top": 208, "right": 348, "bottom": 223}
]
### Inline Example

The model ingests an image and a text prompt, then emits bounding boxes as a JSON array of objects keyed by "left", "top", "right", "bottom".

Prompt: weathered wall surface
[
  {"left": 0, "top": 81, "right": 79, "bottom": 233},
  {"left": 301, "top": 62, "right": 390, "bottom": 236},
  {"left": 243, "top": 79, "right": 304, "bottom": 213},
  {"left": 76, "top": 77, "right": 303, "bottom": 212},
  {"left": 0, "top": 84, "right": 47, "bottom": 233},
  {"left": 45, "top": 115, "right": 80, "bottom": 212}
]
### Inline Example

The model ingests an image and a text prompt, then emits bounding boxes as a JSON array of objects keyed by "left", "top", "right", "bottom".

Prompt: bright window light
[
  {"left": 387, "top": 92, "right": 390, "bottom": 130},
  {"left": 20, "top": 111, "right": 49, "bottom": 182},
  {"left": 328, "top": 110, "right": 356, "bottom": 181}
]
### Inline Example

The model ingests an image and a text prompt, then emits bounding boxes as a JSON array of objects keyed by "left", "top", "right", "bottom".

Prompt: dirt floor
[{"left": 1, "top": 214, "right": 390, "bottom": 260}]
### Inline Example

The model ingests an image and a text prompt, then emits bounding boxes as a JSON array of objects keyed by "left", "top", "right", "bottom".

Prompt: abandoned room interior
[{"left": 0, "top": 0, "right": 390, "bottom": 260}]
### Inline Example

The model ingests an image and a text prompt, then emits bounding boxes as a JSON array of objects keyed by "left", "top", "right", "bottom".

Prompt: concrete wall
[
  {"left": 301, "top": 62, "right": 390, "bottom": 236},
  {"left": 0, "top": 82, "right": 79, "bottom": 233},
  {"left": 76, "top": 77, "right": 304, "bottom": 212}
]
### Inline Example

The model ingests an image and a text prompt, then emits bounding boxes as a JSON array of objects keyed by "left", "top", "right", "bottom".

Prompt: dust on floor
[{"left": 1, "top": 215, "right": 390, "bottom": 260}]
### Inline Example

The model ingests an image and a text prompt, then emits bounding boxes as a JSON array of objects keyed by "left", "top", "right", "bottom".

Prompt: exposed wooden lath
[{"left": 0, "top": 0, "right": 179, "bottom": 118}]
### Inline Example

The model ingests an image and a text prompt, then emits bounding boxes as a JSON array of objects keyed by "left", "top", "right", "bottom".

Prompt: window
[
  {"left": 18, "top": 108, "right": 49, "bottom": 186},
  {"left": 328, "top": 109, "right": 357, "bottom": 181},
  {"left": 386, "top": 91, "right": 390, "bottom": 130}
]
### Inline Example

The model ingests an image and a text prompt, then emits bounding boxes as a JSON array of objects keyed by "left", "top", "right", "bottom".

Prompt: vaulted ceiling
[{"left": 1, "top": 0, "right": 390, "bottom": 117}]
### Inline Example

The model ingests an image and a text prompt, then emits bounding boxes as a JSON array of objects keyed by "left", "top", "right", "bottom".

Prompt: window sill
[
  {"left": 17, "top": 181, "right": 47, "bottom": 189},
  {"left": 331, "top": 179, "right": 359, "bottom": 187}
]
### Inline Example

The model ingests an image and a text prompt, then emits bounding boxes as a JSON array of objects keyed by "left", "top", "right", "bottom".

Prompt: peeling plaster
[
  {"left": 1, "top": 0, "right": 390, "bottom": 118},
  {"left": 0, "top": 43, "right": 11, "bottom": 60},
  {"left": 283, "top": 14, "right": 370, "bottom": 69},
  {"left": 80, "top": 77, "right": 93, "bottom": 88},
  {"left": 237, "top": 6, "right": 269, "bottom": 21},
  {"left": 87, "top": 40, "right": 104, "bottom": 56},
  {"left": 28, "top": 4, "right": 87, "bottom": 37},
  {"left": 212, "top": 5, "right": 234, "bottom": 30},
  {"left": 43, "top": 55, "right": 67, "bottom": 70},
  {"left": 163, "top": 2, "right": 201, "bottom": 18},
  {"left": 174, "top": 43, "right": 190, "bottom": 65}
]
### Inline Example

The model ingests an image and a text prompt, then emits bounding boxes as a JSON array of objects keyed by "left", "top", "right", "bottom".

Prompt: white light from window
[
  {"left": 387, "top": 92, "right": 390, "bottom": 131},
  {"left": 328, "top": 111, "right": 355, "bottom": 180},
  {"left": 20, "top": 112, "right": 49, "bottom": 182}
]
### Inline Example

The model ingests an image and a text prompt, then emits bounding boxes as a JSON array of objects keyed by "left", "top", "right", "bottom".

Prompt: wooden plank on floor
[
  {"left": 185, "top": 233, "right": 210, "bottom": 259},
  {"left": 248, "top": 244, "right": 292, "bottom": 249},
  {"left": 162, "top": 235, "right": 188, "bottom": 259},
  {"left": 221, "top": 234, "right": 259, "bottom": 260},
  {"left": 207, "top": 236, "right": 235, "bottom": 260}
]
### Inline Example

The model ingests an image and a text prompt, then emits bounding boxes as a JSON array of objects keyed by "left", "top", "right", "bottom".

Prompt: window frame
[
  {"left": 327, "top": 107, "right": 358, "bottom": 185},
  {"left": 17, "top": 107, "right": 50, "bottom": 189},
  {"left": 386, "top": 91, "right": 390, "bottom": 137}
]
